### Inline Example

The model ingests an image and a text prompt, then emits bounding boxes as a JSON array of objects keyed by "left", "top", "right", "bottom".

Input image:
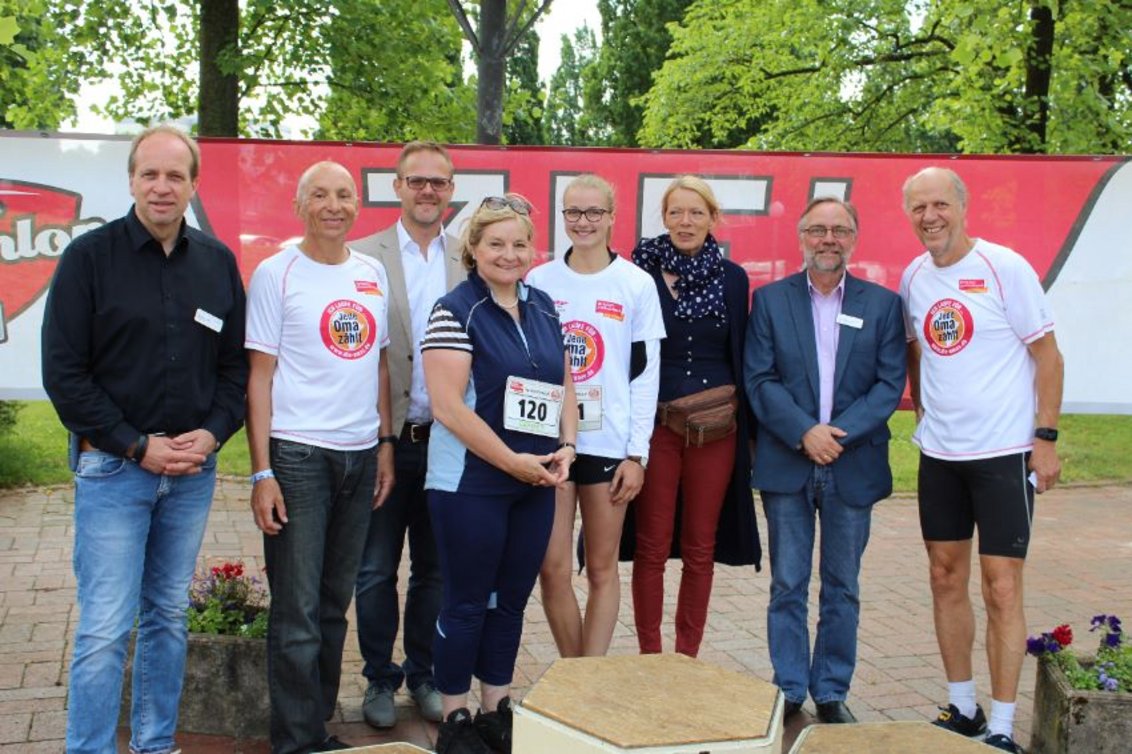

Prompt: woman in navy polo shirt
[{"left": 422, "top": 195, "right": 578, "bottom": 754}]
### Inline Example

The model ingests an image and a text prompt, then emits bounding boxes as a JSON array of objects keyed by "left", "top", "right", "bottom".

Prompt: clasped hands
[{"left": 802, "top": 423, "right": 847, "bottom": 466}]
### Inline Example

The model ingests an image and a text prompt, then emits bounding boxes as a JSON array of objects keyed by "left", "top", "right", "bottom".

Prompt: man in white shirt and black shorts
[{"left": 900, "top": 167, "right": 1064, "bottom": 754}]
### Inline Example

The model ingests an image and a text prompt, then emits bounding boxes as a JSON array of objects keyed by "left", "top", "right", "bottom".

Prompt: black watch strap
[{"left": 1034, "top": 427, "right": 1059, "bottom": 442}]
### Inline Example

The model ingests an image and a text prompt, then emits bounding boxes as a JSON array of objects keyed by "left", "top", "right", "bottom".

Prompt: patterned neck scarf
[{"left": 632, "top": 233, "right": 727, "bottom": 321}]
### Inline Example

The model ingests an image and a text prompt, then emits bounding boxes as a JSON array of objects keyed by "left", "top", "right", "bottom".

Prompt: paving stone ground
[{"left": 2, "top": 479, "right": 1129, "bottom": 752}]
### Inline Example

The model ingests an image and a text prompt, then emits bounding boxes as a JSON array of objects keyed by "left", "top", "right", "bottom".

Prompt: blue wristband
[{"left": 250, "top": 468, "right": 275, "bottom": 485}]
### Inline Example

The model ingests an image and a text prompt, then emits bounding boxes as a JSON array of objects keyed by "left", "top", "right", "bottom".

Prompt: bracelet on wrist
[
  {"left": 558, "top": 441, "right": 576, "bottom": 452},
  {"left": 250, "top": 468, "right": 276, "bottom": 485},
  {"left": 378, "top": 435, "right": 398, "bottom": 446}
]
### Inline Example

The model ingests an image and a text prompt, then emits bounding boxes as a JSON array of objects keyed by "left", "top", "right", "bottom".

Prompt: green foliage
[
  {"left": 0, "top": 1, "right": 85, "bottom": 129},
  {"left": 0, "top": 400, "right": 20, "bottom": 434},
  {"left": 545, "top": 25, "right": 602, "bottom": 145},
  {"left": 581, "top": 0, "right": 694, "bottom": 146},
  {"left": 639, "top": 0, "right": 1132, "bottom": 154},
  {"left": 502, "top": 27, "right": 546, "bottom": 145},
  {"left": 187, "top": 562, "right": 268, "bottom": 638},
  {"left": 318, "top": 0, "right": 475, "bottom": 142},
  {"left": 1030, "top": 616, "right": 1132, "bottom": 693}
]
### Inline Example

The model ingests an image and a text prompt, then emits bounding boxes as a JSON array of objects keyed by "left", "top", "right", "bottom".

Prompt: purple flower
[
  {"left": 1104, "top": 631, "right": 1122, "bottom": 648},
  {"left": 1026, "top": 635, "right": 1049, "bottom": 656},
  {"left": 1103, "top": 677, "right": 1119, "bottom": 692}
]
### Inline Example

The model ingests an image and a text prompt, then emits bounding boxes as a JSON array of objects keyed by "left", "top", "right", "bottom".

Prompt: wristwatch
[
  {"left": 628, "top": 455, "right": 648, "bottom": 470},
  {"left": 1034, "top": 427, "right": 1059, "bottom": 442}
]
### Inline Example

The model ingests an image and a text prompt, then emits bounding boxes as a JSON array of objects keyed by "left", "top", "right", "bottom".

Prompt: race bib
[
  {"left": 576, "top": 384, "right": 603, "bottom": 432},
  {"left": 503, "top": 376, "right": 564, "bottom": 438}
]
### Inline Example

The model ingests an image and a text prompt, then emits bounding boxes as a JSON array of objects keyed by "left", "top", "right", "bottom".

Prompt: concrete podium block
[
  {"left": 515, "top": 653, "right": 783, "bottom": 753},
  {"left": 788, "top": 721, "right": 993, "bottom": 753},
  {"left": 345, "top": 745, "right": 430, "bottom": 753}
]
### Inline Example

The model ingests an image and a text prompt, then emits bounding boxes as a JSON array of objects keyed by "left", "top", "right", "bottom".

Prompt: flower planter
[
  {"left": 1031, "top": 657, "right": 1132, "bottom": 754},
  {"left": 121, "top": 631, "right": 269, "bottom": 738}
]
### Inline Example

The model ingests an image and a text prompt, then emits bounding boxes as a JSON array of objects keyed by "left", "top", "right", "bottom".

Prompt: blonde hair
[
  {"left": 661, "top": 175, "right": 720, "bottom": 218},
  {"left": 459, "top": 193, "right": 536, "bottom": 271},
  {"left": 564, "top": 173, "right": 616, "bottom": 212}
]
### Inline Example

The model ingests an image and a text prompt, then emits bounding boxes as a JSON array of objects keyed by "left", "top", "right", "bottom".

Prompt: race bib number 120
[{"left": 503, "top": 376, "right": 564, "bottom": 438}]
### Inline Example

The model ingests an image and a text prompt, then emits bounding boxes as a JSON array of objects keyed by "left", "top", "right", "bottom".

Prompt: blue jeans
[
  {"left": 264, "top": 439, "right": 375, "bottom": 754},
  {"left": 66, "top": 447, "right": 217, "bottom": 754},
  {"left": 355, "top": 437, "right": 440, "bottom": 692},
  {"left": 761, "top": 465, "right": 872, "bottom": 704}
]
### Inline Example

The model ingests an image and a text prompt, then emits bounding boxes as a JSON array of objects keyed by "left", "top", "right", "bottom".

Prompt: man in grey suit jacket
[
  {"left": 350, "top": 141, "right": 467, "bottom": 728},
  {"left": 744, "top": 197, "right": 906, "bottom": 725}
]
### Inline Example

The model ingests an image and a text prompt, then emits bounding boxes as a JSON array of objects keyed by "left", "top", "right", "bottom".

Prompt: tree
[
  {"left": 581, "top": 0, "right": 693, "bottom": 146},
  {"left": 318, "top": 0, "right": 475, "bottom": 142},
  {"left": 638, "top": 0, "right": 1132, "bottom": 154},
  {"left": 62, "top": 0, "right": 474, "bottom": 139},
  {"left": 0, "top": 1, "right": 87, "bottom": 130},
  {"left": 447, "top": 0, "right": 553, "bottom": 144},
  {"left": 545, "top": 25, "right": 601, "bottom": 145},
  {"left": 502, "top": 26, "right": 546, "bottom": 145}
]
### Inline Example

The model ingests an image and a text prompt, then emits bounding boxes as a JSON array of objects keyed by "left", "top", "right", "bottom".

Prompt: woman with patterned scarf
[{"left": 627, "top": 175, "right": 761, "bottom": 658}]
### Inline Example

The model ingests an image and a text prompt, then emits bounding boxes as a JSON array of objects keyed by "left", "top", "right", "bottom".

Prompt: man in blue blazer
[{"left": 744, "top": 197, "right": 906, "bottom": 724}]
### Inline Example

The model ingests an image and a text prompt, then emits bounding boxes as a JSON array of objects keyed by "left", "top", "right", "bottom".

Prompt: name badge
[
  {"left": 836, "top": 313, "right": 864, "bottom": 330},
  {"left": 195, "top": 308, "right": 224, "bottom": 333},
  {"left": 576, "top": 384, "right": 603, "bottom": 432},
  {"left": 503, "top": 376, "right": 564, "bottom": 438}
]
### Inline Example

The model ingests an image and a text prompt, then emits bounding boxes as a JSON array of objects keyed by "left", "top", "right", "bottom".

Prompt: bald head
[
  {"left": 294, "top": 161, "right": 359, "bottom": 244},
  {"left": 902, "top": 167, "right": 968, "bottom": 212}
]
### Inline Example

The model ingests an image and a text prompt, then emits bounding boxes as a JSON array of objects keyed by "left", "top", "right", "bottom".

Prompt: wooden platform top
[
  {"left": 519, "top": 654, "right": 779, "bottom": 748},
  {"left": 789, "top": 721, "right": 993, "bottom": 753}
]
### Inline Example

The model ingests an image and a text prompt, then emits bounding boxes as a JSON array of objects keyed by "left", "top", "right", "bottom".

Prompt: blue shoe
[
  {"left": 933, "top": 703, "right": 987, "bottom": 738},
  {"left": 984, "top": 733, "right": 1025, "bottom": 753}
]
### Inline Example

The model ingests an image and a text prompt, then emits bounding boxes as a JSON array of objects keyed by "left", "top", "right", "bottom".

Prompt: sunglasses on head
[{"left": 480, "top": 196, "right": 532, "bottom": 215}]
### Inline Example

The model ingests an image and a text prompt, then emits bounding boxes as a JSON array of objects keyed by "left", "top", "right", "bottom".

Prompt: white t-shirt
[
  {"left": 246, "top": 245, "right": 391, "bottom": 450},
  {"left": 526, "top": 254, "right": 666, "bottom": 459},
  {"left": 899, "top": 238, "right": 1054, "bottom": 460},
  {"left": 396, "top": 220, "right": 448, "bottom": 424}
]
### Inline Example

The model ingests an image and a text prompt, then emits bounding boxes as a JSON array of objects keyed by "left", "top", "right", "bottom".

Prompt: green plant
[
  {"left": 0, "top": 400, "right": 21, "bottom": 434},
  {"left": 187, "top": 561, "right": 268, "bottom": 638},
  {"left": 1027, "top": 615, "right": 1131, "bottom": 692}
]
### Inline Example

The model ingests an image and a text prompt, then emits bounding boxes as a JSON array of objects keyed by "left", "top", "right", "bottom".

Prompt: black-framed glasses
[
  {"left": 480, "top": 196, "right": 532, "bottom": 215},
  {"left": 802, "top": 225, "right": 855, "bottom": 239},
  {"left": 402, "top": 175, "right": 453, "bottom": 191},
  {"left": 562, "top": 207, "right": 610, "bottom": 222}
]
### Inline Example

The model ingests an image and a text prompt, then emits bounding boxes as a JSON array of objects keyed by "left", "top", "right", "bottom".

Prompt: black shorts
[
  {"left": 918, "top": 451, "right": 1034, "bottom": 558},
  {"left": 568, "top": 453, "right": 622, "bottom": 485}
]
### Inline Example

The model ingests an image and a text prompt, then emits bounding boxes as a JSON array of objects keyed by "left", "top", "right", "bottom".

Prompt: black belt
[{"left": 401, "top": 422, "right": 432, "bottom": 444}]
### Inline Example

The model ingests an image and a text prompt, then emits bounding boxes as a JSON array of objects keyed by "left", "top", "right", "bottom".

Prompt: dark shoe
[
  {"left": 984, "top": 733, "right": 1025, "bottom": 753},
  {"left": 411, "top": 680, "right": 444, "bottom": 723},
  {"left": 933, "top": 703, "right": 988, "bottom": 738},
  {"left": 314, "top": 735, "right": 352, "bottom": 751},
  {"left": 474, "top": 697, "right": 513, "bottom": 754},
  {"left": 783, "top": 699, "right": 804, "bottom": 719},
  {"left": 815, "top": 700, "right": 857, "bottom": 724},
  {"left": 437, "top": 708, "right": 493, "bottom": 754},
  {"left": 362, "top": 683, "right": 397, "bottom": 729}
]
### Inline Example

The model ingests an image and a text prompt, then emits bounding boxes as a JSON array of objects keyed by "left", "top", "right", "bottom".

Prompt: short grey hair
[
  {"left": 797, "top": 196, "right": 859, "bottom": 234},
  {"left": 902, "top": 167, "right": 968, "bottom": 210}
]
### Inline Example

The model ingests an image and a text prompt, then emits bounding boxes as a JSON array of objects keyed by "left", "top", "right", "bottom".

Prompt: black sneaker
[
  {"left": 474, "top": 697, "right": 513, "bottom": 754},
  {"left": 933, "top": 703, "right": 987, "bottom": 737},
  {"left": 985, "top": 733, "right": 1025, "bottom": 753},
  {"left": 437, "top": 708, "right": 493, "bottom": 754},
  {"left": 314, "top": 735, "right": 353, "bottom": 751}
]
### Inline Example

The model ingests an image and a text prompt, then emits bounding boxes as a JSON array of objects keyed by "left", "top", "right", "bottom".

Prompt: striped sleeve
[{"left": 421, "top": 303, "right": 473, "bottom": 353}]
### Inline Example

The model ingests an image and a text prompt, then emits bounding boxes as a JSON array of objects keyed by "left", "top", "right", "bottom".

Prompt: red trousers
[{"left": 631, "top": 425, "right": 735, "bottom": 656}]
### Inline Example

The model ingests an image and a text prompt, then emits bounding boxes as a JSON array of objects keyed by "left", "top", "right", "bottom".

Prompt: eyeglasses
[
  {"left": 402, "top": 175, "right": 453, "bottom": 191},
  {"left": 480, "top": 196, "right": 532, "bottom": 215},
  {"left": 562, "top": 207, "right": 610, "bottom": 222},
  {"left": 802, "top": 225, "right": 856, "bottom": 239}
]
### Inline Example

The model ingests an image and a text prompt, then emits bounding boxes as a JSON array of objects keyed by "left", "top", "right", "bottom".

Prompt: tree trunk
[
  {"left": 198, "top": 0, "right": 239, "bottom": 137},
  {"left": 476, "top": 0, "right": 508, "bottom": 144},
  {"left": 1021, "top": 2, "right": 1054, "bottom": 153}
]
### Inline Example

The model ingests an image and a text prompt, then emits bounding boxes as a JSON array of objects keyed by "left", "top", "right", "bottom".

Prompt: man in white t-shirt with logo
[
  {"left": 899, "top": 167, "right": 1064, "bottom": 754},
  {"left": 246, "top": 161, "right": 395, "bottom": 754}
]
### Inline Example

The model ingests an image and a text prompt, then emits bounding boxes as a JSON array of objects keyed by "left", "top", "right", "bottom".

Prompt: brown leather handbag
[{"left": 656, "top": 384, "right": 738, "bottom": 447}]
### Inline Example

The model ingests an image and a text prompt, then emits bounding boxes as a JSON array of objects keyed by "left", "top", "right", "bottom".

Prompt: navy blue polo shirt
[{"left": 423, "top": 271, "right": 566, "bottom": 495}]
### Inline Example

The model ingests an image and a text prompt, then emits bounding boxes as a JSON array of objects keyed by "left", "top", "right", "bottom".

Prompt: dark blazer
[
  {"left": 620, "top": 259, "right": 761, "bottom": 569},
  {"left": 350, "top": 224, "right": 465, "bottom": 435},
  {"left": 744, "top": 271, "right": 906, "bottom": 507}
]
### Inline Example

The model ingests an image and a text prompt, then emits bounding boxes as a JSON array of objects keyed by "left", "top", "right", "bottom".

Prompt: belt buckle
[{"left": 409, "top": 423, "right": 426, "bottom": 443}]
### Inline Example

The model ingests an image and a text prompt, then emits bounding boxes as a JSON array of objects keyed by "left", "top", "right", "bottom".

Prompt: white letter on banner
[{"left": 363, "top": 170, "right": 508, "bottom": 237}]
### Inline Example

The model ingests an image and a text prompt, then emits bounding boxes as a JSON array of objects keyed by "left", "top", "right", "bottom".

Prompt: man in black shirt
[{"left": 41, "top": 125, "right": 247, "bottom": 754}]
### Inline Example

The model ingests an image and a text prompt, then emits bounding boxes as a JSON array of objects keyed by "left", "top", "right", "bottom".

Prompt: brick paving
[{"left": 1, "top": 479, "right": 1130, "bottom": 752}]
